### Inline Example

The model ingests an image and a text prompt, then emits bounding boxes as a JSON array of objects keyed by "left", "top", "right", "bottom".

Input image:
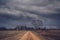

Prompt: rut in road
[{"left": 19, "top": 31, "right": 42, "bottom": 40}]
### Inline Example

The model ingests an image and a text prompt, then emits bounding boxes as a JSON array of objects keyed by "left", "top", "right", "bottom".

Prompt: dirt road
[{"left": 20, "top": 31, "right": 42, "bottom": 40}]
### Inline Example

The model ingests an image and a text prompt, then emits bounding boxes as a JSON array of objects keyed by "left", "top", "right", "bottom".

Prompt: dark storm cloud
[
  {"left": 0, "top": 0, "right": 7, "bottom": 5},
  {"left": 0, "top": 13, "right": 19, "bottom": 20},
  {"left": 0, "top": 13, "right": 34, "bottom": 21},
  {"left": 0, "top": 0, "right": 8, "bottom": 9},
  {"left": 40, "top": 14, "right": 60, "bottom": 20},
  {"left": 0, "top": 0, "right": 60, "bottom": 29},
  {"left": 55, "top": 8, "right": 60, "bottom": 13}
]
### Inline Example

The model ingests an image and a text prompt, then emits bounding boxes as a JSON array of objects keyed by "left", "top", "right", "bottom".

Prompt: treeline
[
  {"left": 0, "top": 27, "right": 7, "bottom": 30},
  {"left": 0, "top": 25, "right": 42, "bottom": 30},
  {"left": 0, "top": 26, "right": 59, "bottom": 30}
]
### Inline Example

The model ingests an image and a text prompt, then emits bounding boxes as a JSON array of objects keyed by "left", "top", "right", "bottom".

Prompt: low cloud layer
[{"left": 0, "top": 0, "right": 60, "bottom": 29}]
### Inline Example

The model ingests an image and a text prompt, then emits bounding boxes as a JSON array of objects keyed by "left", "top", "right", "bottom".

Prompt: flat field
[
  {"left": 0, "top": 30, "right": 27, "bottom": 40},
  {"left": 0, "top": 30, "right": 60, "bottom": 40},
  {"left": 34, "top": 30, "right": 60, "bottom": 40}
]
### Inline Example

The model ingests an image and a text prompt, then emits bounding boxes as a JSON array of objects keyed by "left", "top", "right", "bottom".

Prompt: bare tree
[{"left": 32, "top": 19, "right": 43, "bottom": 29}]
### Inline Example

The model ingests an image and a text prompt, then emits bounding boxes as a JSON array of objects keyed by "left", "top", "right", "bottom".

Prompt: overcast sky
[{"left": 0, "top": 0, "right": 60, "bottom": 29}]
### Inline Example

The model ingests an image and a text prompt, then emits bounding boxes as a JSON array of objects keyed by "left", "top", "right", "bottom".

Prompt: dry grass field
[
  {"left": 0, "top": 30, "right": 60, "bottom": 40},
  {"left": 0, "top": 31, "right": 27, "bottom": 40},
  {"left": 34, "top": 30, "right": 60, "bottom": 40}
]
